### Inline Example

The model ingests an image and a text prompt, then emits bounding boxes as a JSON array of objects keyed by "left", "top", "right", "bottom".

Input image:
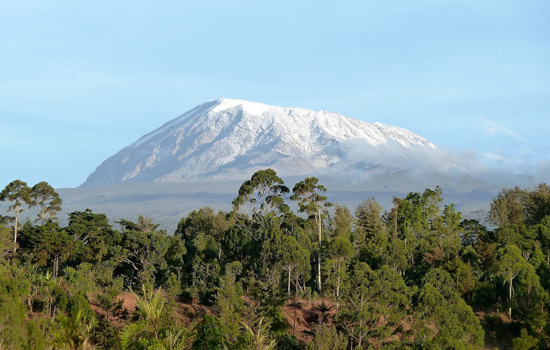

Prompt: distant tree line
[{"left": 1, "top": 170, "right": 550, "bottom": 349}]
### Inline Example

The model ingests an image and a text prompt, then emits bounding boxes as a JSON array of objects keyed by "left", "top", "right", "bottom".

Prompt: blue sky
[{"left": 1, "top": 1, "right": 549, "bottom": 188}]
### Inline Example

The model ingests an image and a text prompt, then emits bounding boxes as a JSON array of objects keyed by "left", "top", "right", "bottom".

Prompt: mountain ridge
[{"left": 81, "top": 98, "right": 461, "bottom": 187}]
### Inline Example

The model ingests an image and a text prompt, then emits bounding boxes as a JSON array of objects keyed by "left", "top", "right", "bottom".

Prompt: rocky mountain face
[{"left": 82, "top": 98, "right": 464, "bottom": 187}]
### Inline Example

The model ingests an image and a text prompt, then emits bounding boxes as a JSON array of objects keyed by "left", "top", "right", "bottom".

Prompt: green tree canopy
[
  {"left": 30, "top": 181, "right": 62, "bottom": 225},
  {"left": 291, "top": 177, "right": 332, "bottom": 293},
  {"left": 232, "top": 169, "right": 290, "bottom": 222},
  {"left": 0, "top": 180, "right": 32, "bottom": 254}
]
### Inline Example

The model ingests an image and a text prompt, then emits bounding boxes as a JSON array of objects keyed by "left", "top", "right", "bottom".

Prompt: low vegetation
[{"left": 1, "top": 171, "right": 550, "bottom": 349}]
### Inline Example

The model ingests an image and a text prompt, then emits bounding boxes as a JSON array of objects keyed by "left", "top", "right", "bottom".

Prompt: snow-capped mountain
[{"left": 81, "top": 99, "right": 463, "bottom": 187}]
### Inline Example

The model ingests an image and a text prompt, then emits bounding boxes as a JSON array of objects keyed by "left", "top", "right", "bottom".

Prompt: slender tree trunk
[
  {"left": 337, "top": 274, "right": 341, "bottom": 309},
  {"left": 317, "top": 207, "right": 322, "bottom": 293},
  {"left": 54, "top": 256, "right": 59, "bottom": 278},
  {"left": 13, "top": 212, "right": 19, "bottom": 254},
  {"left": 508, "top": 278, "right": 513, "bottom": 319},
  {"left": 295, "top": 270, "right": 299, "bottom": 295},
  {"left": 288, "top": 269, "right": 292, "bottom": 296}
]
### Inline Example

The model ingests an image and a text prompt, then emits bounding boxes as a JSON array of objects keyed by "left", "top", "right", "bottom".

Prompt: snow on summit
[
  {"left": 81, "top": 99, "right": 458, "bottom": 187},
  {"left": 210, "top": 98, "right": 273, "bottom": 115}
]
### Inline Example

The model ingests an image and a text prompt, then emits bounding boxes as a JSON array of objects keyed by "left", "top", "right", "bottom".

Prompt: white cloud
[{"left": 482, "top": 119, "right": 528, "bottom": 143}]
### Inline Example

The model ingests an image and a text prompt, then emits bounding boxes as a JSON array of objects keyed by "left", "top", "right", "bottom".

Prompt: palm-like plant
[
  {"left": 54, "top": 307, "right": 96, "bottom": 350},
  {"left": 135, "top": 286, "right": 165, "bottom": 332},
  {"left": 241, "top": 317, "right": 276, "bottom": 350},
  {"left": 120, "top": 286, "right": 193, "bottom": 350}
]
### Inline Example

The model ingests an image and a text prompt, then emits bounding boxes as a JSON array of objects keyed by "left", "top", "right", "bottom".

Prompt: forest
[{"left": 1, "top": 169, "right": 550, "bottom": 349}]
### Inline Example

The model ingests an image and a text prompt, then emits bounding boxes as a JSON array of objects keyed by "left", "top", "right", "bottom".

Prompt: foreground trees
[
  {"left": 2, "top": 173, "right": 550, "bottom": 349},
  {"left": 1, "top": 180, "right": 62, "bottom": 254},
  {"left": 0, "top": 180, "right": 31, "bottom": 253},
  {"left": 31, "top": 181, "right": 62, "bottom": 225},
  {"left": 291, "top": 177, "right": 332, "bottom": 293},
  {"left": 335, "top": 263, "right": 410, "bottom": 348}
]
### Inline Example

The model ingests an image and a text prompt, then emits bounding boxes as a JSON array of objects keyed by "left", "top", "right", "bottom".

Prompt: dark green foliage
[
  {"left": 460, "top": 219, "right": 488, "bottom": 246},
  {"left": 354, "top": 197, "right": 388, "bottom": 267},
  {"left": 116, "top": 215, "right": 171, "bottom": 287},
  {"left": 291, "top": 176, "right": 332, "bottom": 293},
  {"left": 20, "top": 221, "right": 73, "bottom": 276},
  {"left": 335, "top": 263, "right": 410, "bottom": 348},
  {"left": 91, "top": 315, "right": 120, "bottom": 350},
  {"left": 216, "top": 261, "right": 244, "bottom": 342},
  {"left": 25, "top": 318, "right": 52, "bottom": 350},
  {"left": 276, "top": 334, "right": 305, "bottom": 350},
  {"left": 67, "top": 209, "right": 117, "bottom": 265},
  {"left": 192, "top": 315, "right": 228, "bottom": 350},
  {"left": 52, "top": 284, "right": 69, "bottom": 313},
  {"left": 54, "top": 300, "right": 97, "bottom": 350},
  {"left": 67, "top": 293, "right": 95, "bottom": 321},
  {"left": 415, "top": 282, "right": 484, "bottom": 349},
  {"left": 513, "top": 328, "right": 539, "bottom": 350},
  {"left": 307, "top": 324, "right": 348, "bottom": 350},
  {"left": 0, "top": 223, "right": 11, "bottom": 261},
  {"left": 0, "top": 294, "right": 28, "bottom": 350},
  {"left": 3, "top": 177, "right": 550, "bottom": 349},
  {"left": 327, "top": 204, "right": 353, "bottom": 239}
]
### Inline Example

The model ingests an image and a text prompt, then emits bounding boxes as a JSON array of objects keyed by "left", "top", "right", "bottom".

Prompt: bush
[
  {"left": 67, "top": 293, "right": 94, "bottom": 321},
  {"left": 277, "top": 334, "right": 305, "bottom": 350}
]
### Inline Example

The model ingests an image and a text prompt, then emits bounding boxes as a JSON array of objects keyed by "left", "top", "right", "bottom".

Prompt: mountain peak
[
  {"left": 81, "top": 99, "right": 457, "bottom": 187},
  {"left": 210, "top": 98, "right": 274, "bottom": 115}
]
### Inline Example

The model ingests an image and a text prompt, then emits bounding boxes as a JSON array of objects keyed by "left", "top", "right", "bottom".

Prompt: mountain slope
[{"left": 82, "top": 98, "right": 462, "bottom": 187}]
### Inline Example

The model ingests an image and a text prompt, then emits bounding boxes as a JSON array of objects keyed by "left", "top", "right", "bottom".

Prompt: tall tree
[
  {"left": 291, "top": 177, "right": 332, "bottom": 292},
  {"left": 536, "top": 216, "right": 550, "bottom": 264},
  {"left": 116, "top": 216, "right": 171, "bottom": 287},
  {"left": 326, "top": 236, "right": 355, "bottom": 307},
  {"left": 355, "top": 197, "right": 385, "bottom": 237},
  {"left": 459, "top": 219, "right": 488, "bottom": 247},
  {"left": 524, "top": 183, "right": 550, "bottom": 225},
  {"left": 176, "top": 207, "right": 232, "bottom": 261},
  {"left": 354, "top": 197, "right": 388, "bottom": 266},
  {"left": 276, "top": 234, "right": 309, "bottom": 296},
  {"left": 328, "top": 204, "right": 353, "bottom": 239},
  {"left": 66, "top": 209, "right": 116, "bottom": 264},
  {"left": 335, "top": 263, "right": 409, "bottom": 348},
  {"left": 0, "top": 180, "right": 31, "bottom": 254},
  {"left": 232, "top": 169, "right": 290, "bottom": 226},
  {"left": 216, "top": 261, "right": 243, "bottom": 343},
  {"left": 29, "top": 222, "right": 73, "bottom": 277},
  {"left": 496, "top": 245, "right": 530, "bottom": 319},
  {"left": 415, "top": 282, "right": 484, "bottom": 349},
  {"left": 489, "top": 187, "right": 526, "bottom": 229},
  {"left": 30, "top": 181, "right": 62, "bottom": 225}
]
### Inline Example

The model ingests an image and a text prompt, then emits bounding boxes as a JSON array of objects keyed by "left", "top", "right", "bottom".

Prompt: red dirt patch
[
  {"left": 281, "top": 298, "right": 338, "bottom": 341},
  {"left": 116, "top": 292, "right": 137, "bottom": 314}
]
